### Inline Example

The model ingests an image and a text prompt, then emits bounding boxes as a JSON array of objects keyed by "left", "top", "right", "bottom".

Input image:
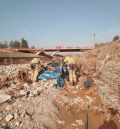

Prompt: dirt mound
[{"left": 73, "top": 40, "right": 120, "bottom": 123}]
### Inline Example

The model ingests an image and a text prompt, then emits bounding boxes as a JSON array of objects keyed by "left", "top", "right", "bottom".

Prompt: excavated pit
[{"left": 0, "top": 41, "right": 120, "bottom": 129}]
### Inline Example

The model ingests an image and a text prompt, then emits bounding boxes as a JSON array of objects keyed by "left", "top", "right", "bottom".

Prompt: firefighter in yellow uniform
[
  {"left": 30, "top": 58, "right": 42, "bottom": 82},
  {"left": 64, "top": 56, "right": 77, "bottom": 85}
]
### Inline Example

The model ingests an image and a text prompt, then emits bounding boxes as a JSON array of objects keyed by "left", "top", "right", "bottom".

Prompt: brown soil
[
  {"left": 98, "top": 120, "right": 118, "bottom": 129},
  {"left": 56, "top": 86, "right": 120, "bottom": 129},
  {"left": 0, "top": 41, "right": 120, "bottom": 129}
]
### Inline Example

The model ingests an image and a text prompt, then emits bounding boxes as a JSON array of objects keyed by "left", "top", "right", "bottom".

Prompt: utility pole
[{"left": 93, "top": 33, "right": 96, "bottom": 44}]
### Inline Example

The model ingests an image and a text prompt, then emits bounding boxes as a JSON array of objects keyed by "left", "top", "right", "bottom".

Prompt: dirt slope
[{"left": 74, "top": 40, "right": 120, "bottom": 117}]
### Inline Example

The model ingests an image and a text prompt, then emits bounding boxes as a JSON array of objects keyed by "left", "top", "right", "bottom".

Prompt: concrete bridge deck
[{"left": 14, "top": 47, "right": 91, "bottom": 52}]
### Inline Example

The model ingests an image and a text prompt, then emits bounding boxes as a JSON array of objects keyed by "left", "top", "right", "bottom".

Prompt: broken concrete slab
[
  {"left": 5, "top": 114, "right": 14, "bottom": 122},
  {"left": 0, "top": 92, "right": 11, "bottom": 104}
]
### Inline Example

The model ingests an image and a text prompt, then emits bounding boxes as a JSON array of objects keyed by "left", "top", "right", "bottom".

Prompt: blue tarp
[
  {"left": 37, "top": 70, "right": 61, "bottom": 80},
  {"left": 37, "top": 66, "right": 68, "bottom": 88},
  {"left": 37, "top": 66, "right": 62, "bottom": 80}
]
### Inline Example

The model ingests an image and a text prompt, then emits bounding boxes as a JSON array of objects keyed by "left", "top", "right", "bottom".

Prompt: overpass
[{"left": 15, "top": 47, "right": 91, "bottom": 52}]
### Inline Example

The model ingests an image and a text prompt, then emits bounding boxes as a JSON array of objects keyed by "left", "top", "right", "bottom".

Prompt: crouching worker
[
  {"left": 64, "top": 56, "right": 77, "bottom": 86},
  {"left": 30, "top": 58, "right": 42, "bottom": 82}
]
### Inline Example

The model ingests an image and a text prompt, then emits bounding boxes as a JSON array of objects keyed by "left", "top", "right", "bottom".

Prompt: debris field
[{"left": 0, "top": 41, "right": 120, "bottom": 129}]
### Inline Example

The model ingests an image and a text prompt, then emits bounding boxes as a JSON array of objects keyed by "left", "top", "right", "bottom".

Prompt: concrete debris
[
  {"left": 0, "top": 41, "right": 120, "bottom": 129},
  {"left": 73, "top": 97, "right": 84, "bottom": 104},
  {"left": 71, "top": 123, "right": 78, "bottom": 126},
  {"left": 72, "top": 91, "right": 78, "bottom": 94},
  {"left": 19, "top": 109, "right": 26, "bottom": 117},
  {"left": 0, "top": 64, "right": 29, "bottom": 82},
  {"left": 32, "top": 87, "right": 42, "bottom": 96},
  {"left": 14, "top": 111, "right": 19, "bottom": 119},
  {"left": 57, "top": 120, "right": 65, "bottom": 124},
  {"left": 85, "top": 95, "right": 94, "bottom": 106},
  {"left": 5, "top": 114, "right": 14, "bottom": 122},
  {"left": 5, "top": 105, "right": 11, "bottom": 111},
  {"left": 15, "top": 121, "right": 20, "bottom": 126},
  {"left": 26, "top": 108, "right": 34, "bottom": 116},
  {"left": 20, "top": 90, "right": 26, "bottom": 96},
  {"left": 0, "top": 92, "right": 11, "bottom": 104},
  {"left": 20, "top": 122, "right": 23, "bottom": 127},
  {"left": 92, "top": 106, "right": 104, "bottom": 114},
  {"left": 75, "top": 119, "right": 84, "bottom": 126},
  {"left": 1, "top": 125, "right": 11, "bottom": 129}
]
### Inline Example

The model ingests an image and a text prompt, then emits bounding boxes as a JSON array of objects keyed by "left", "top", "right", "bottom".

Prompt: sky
[{"left": 0, "top": 0, "right": 120, "bottom": 47}]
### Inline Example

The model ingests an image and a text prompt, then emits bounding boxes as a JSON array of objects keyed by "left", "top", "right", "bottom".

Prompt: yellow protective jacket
[
  {"left": 64, "top": 57, "right": 75, "bottom": 65},
  {"left": 31, "top": 58, "right": 42, "bottom": 70},
  {"left": 31, "top": 58, "right": 42, "bottom": 64}
]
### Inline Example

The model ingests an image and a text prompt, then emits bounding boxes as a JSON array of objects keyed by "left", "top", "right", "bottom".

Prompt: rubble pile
[
  {"left": 0, "top": 41, "right": 120, "bottom": 129},
  {"left": 1, "top": 63, "right": 118, "bottom": 129},
  {"left": 0, "top": 78, "right": 62, "bottom": 129},
  {"left": 74, "top": 41, "right": 120, "bottom": 117},
  {"left": 0, "top": 64, "right": 30, "bottom": 88},
  {"left": 95, "top": 42, "right": 120, "bottom": 116},
  {"left": 0, "top": 64, "right": 30, "bottom": 83}
]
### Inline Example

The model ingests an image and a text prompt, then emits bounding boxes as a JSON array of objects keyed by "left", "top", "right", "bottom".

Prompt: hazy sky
[{"left": 0, "top": 0, "right": 120, "bottom": 47}]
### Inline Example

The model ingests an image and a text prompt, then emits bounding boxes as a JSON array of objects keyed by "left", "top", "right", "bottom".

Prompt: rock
[
  {"left": 5, "top": 105, "right": 11, "bottom": 111},
  {"left": 76, "top": 119, "right": 84, "bottom": 126},
  {"left": 106, "top": 55, "right": 110, "bottom": 60},
  {"left": 29, "top": 93, "right": 34, "bottom": 97},
  {"left": 26, "top": 108, "right": 34, "bottom": 116},
  {"left": 32, "top": 89, "right": 40, "bottom": 96},
  {"left": 75, "top": 85, "right": 79, "bottom": 89},
  {"left": 20, "top": 90, "right": 26, "bottom": 96},
  {"left": 73, "top": 97, "right": 84, "bottom": 104},
  {"left": 0, "top": 93, "right": 11, "bottom": 104},
  {"left": 5, "top": 114, "right": 14, "bottom": 122},
  {"left": 32, "top": 90, "right": 39, "bottom": 96},
  {"left": 85, "top": 96, "right": 94, "bottom": 106},
  {"left": 72, "top": 91, "right": 77, "bottom": 94},
  {"left": 1, "top": 125, "right": 11, "bottom": 129},
  {"left": 84, "top": 77, "right": 93, "bottom": 88},
  {"left": 57, "top": 120, "right": 65, "bottom": 124},
  {"left": 20, "top": 122, "right": 23, "bottom": 127},
  {"left": 15, "top": 121, "right": 20, "bottom": 126},
  {"left": 24, "top": 83, "right": 29, "bottom": 88},
  {"left": 71, "top": 123, "right": 78, "bottom": 127},
  {"left": 20, "top": 110, "right": 26, "bottom": 117},
  {"left": 32, "top": 82, "right": 37, "bottom": 87},
  {"left": 50, "top": 84, "right": 53, "bottom": 87},
  {"left": 10, "top": 83, "right": 16, "bottom": 89},
  {"left": 14, "top": 111, "right": 19, "bottom": 119},
  {"left": 43, "top": 79, "right": 47, "bottom": 82}
]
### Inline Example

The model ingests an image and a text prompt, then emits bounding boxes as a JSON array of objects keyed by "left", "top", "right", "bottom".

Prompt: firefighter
[
  {"left": 30, "top": 58, "right": 42, "bottom": 82},
  {"left": 64, "top": 56, "right": 77, "bottom": 85}
]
